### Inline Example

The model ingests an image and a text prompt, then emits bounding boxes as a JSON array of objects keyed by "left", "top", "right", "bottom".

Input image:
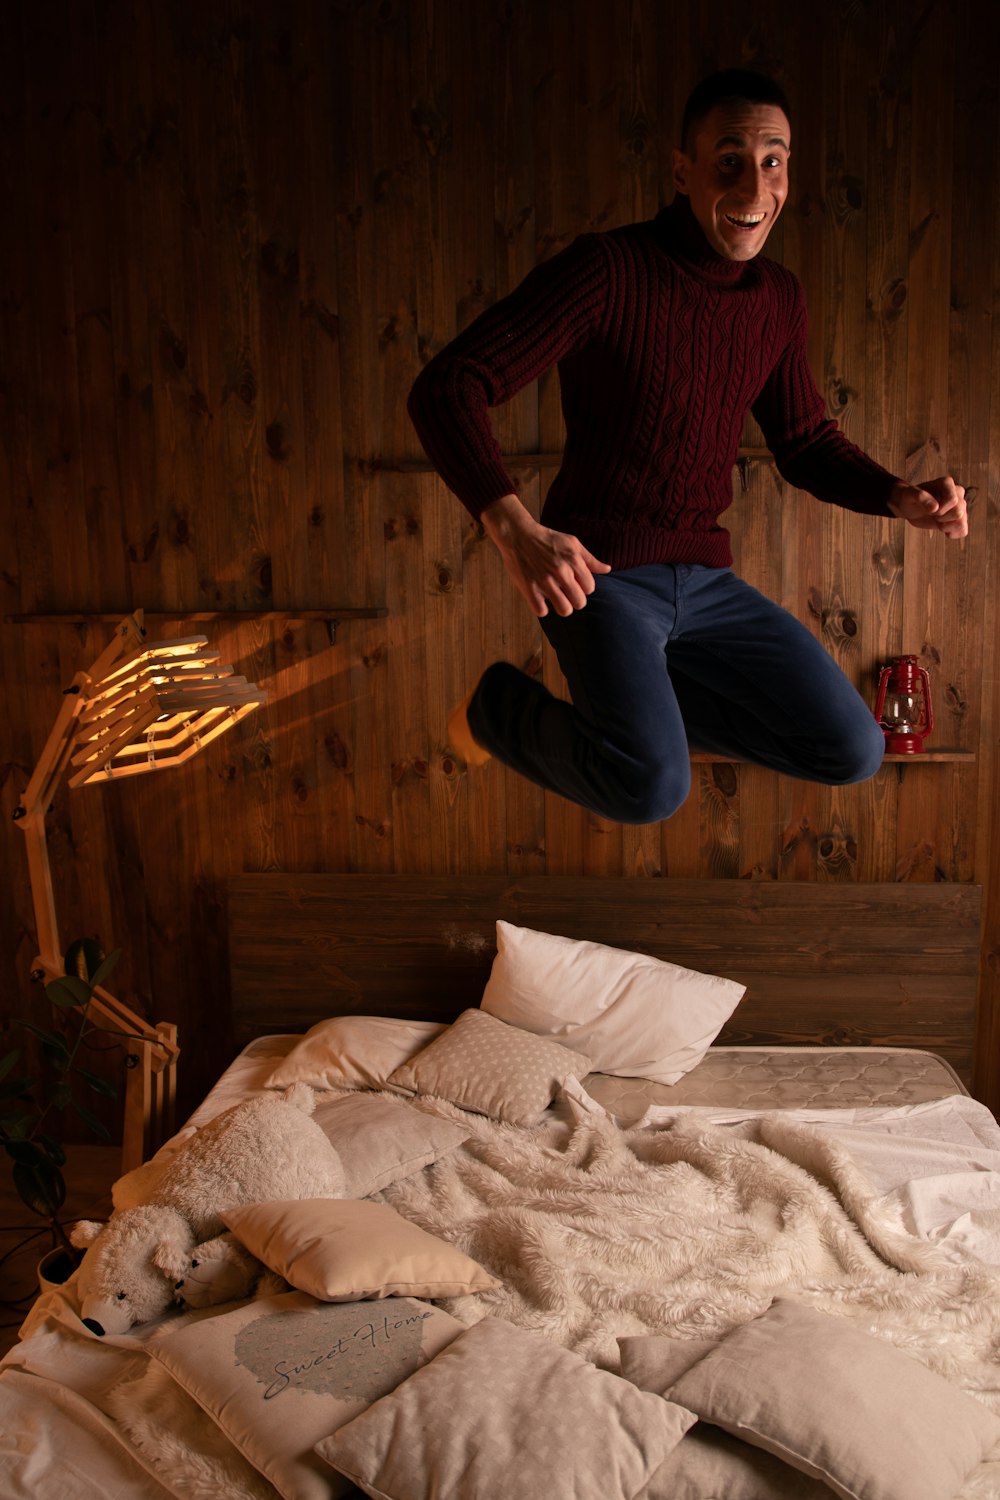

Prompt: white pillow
[
  {"left": 264, "top": 1016, "right": 448, "bottom": 1092},
  {"left": 481, "top": 922, "right": 745, "bottom": 1085}
]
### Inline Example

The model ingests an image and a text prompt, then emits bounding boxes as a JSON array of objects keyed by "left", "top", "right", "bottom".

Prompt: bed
[{"left": 3, "top": 876, "right": 1000, "bottom": 1500}]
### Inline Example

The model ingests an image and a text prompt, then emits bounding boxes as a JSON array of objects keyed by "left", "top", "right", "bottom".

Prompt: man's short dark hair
[{"left": 681, "top": 69, "right": 791, "bottom": 155}]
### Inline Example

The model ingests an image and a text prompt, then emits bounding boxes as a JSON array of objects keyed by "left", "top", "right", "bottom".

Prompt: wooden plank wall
[{"left": 1, "top": 0, "right": 998, "bottom": 1125}]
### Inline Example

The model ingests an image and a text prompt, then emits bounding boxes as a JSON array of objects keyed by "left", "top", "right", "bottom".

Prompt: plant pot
[{"left": 37, "top": 1246, "right": 79, "bottom": 1292}]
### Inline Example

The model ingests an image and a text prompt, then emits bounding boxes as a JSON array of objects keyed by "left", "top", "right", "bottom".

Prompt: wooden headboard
[{"left": 226, "top": 877, "right": 983, "bottom": 1085}]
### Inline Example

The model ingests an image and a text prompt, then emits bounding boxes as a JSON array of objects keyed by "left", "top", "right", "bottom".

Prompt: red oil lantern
[{"left": 874, "top": 656, "right": 934, "bottom": 754}]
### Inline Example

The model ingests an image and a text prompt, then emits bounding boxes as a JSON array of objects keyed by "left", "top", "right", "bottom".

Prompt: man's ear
[{"left": 671, "top": 148, "right": 690, "bottom": 195}]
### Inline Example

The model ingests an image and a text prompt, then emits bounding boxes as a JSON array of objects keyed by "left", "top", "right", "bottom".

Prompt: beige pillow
[
  {"left": 620, "top": 1337, "right": 834, "bottom": 1499},
  {"left": 665, "top": 1298, "right": 1000, "bottom": 1500},
  {"left": 387, "top": 1007, "right": 592, "bottom": 1125},
  {"left": 265, "top": 1016, "right": 447, "bottom": 1092},
  {"left": 316, "top": 1318, "right": 697, "bottom": 1500},
  {"left": 150, "top": 1290, "right": 464, "bottom": 1500},
  {"left": 481, "top": 921, "right": 745, "bottom": 1084},
  {"left": 223, "top": 1197, "right": 500, "bottom": 1301},
  {"left": 311, "top": 1092, "right": 470, "bottom": 1197},
  {"left": 637, "top": 1426, "right": 837, "bottom": 1500}
]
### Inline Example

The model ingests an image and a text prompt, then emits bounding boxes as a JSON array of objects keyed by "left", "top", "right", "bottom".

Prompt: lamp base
[{"left": 883, "top": 730, "right": 928, "bottom": 754}]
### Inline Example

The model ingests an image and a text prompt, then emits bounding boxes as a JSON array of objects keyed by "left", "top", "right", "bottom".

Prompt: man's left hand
[{"left": 888, "top": 476, "right": 968, "bottom": 538}]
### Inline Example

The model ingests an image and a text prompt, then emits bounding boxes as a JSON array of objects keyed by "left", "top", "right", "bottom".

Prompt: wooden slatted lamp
[{"left": 13, "top": 610, "right": 267, "bottom": 1172}]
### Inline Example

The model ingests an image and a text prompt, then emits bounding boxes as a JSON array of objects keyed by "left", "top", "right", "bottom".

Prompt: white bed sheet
[{"left": 5, "top": 1046, "right": 1000, "bottom": 1500}]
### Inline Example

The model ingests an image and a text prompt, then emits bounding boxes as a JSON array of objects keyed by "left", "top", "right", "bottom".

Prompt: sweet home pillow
[
  {"left": 223, "top": 1197, "right": 500, "bottom": 1302},
  {"left": 149, "top": 1289, "right": 464, "bottom": 1500},
  {"left": 316, "top": 1318, "right": 696, "bottom": 1500},
  {"left": 665, "top": 1298, "right": 1000, "bottom": 1500},
  {"left": 387, "top": 1007, "right": 592, "bottom": 1125},
  {"left": 481, "top": 922, "right": 745, "bottom": 1084},
  {"left": 310, "top": 1092, "right": 470, "bottom": 1197},
  {"left": 265, "top": 1016, "right": 448, "bottom": 1092}
]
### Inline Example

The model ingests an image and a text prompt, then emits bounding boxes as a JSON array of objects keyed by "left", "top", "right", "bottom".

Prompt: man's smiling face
[{"left": 671, "top": 102, "right": 791, "bottom": 262}]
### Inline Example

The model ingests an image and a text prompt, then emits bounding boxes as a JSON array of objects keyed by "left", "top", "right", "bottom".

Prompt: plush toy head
[
  {"left": 169, "top": 1232, "right": 264, "bottom": 1311},
  {"left": 71, "top": 1205, "right": 197, "bottom": 1336}
]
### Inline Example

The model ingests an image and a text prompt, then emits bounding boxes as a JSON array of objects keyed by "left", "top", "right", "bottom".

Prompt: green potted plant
[{"left": 1, "top": 939, "right": 121, "bottom": 1287}]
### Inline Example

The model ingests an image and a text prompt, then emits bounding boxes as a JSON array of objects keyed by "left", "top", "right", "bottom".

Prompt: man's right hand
[{"left": 480, "top": 494, "right": 612, "bottom": 618}]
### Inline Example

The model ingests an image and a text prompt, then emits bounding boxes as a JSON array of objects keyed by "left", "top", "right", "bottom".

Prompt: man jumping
[{"left": 408, "top": 69, "right": 967, "bottom": 825}]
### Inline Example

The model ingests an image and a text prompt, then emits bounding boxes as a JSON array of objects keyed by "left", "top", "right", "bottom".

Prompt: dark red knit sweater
[{"left": 407, "top": 196, "right": 899, "bottom": 571}]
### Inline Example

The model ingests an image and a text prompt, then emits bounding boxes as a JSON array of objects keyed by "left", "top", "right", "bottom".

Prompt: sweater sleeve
[
  {"left": 407, "top": 235, "right": 609, "bottom": 518},
  {"left": 751, "top": 274, "right": 900, "bottom": 516}
]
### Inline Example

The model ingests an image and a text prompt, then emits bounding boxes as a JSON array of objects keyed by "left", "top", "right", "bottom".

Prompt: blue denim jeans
[{"left": 466, "top": 564, "right": 884, "bottom": 824}]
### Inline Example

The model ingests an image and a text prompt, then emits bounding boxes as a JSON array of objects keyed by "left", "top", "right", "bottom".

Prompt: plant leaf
[
  {"left": 0, "top": 1076, "right": 36, "bottom": 1102},
  {"left": 4, "top": 1139, "right": 44, "bottom": 1166},
  {"left": 46, "top": 975, "right": 92, "bottom": 1009},
  {"left": 13, "top": 1157, "right": 66, "bottom": 1218},
  {"left": 72, "top": 1100, "right": 111, "bottom": 1141},
  {"left": 89, "top": 947, "right": 122, "bottom": 989},
  {"left": 75, "top": 1066, "right": 118, "bottom": 1100},
  {"left": 45, "top": 1081, "right": 72, "bottom": 1110},
  {"left": 37, "top": 1133, "right": 67, "bottom": 1167},
  {"left": 0, "top": 1109, "right": 34, "bottom": 1139},
  {"left": 17, "top": 1020, "right": 71, "bottom": 1068},
  {"left": 0, "top": 1049, "right": 22, "bottom": 1082}
]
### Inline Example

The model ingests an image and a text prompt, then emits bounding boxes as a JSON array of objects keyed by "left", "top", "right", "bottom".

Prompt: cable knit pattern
[{"left": 408, "top": 197, "right": 898, "bottom": 571}]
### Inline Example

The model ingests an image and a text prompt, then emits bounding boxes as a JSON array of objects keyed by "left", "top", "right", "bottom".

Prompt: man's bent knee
[
  {"left": 608, "top": 761, "right": 691, "bottom": 825},
  {"left": 821, "top": 718, "right": 885, "bottom": 784}
]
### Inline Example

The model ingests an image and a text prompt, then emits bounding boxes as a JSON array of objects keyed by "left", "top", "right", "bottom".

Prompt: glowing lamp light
[
  {"left": 12, "top": 611, "right": 267, "bottom": 1169},
  {"left": 874, "top": 655, "right": 934, "bottom": 754}
]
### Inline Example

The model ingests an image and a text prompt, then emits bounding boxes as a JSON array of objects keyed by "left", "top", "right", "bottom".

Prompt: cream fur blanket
[{"left": 379, "top": 1092, "right": 1000, "bottom": 1494}]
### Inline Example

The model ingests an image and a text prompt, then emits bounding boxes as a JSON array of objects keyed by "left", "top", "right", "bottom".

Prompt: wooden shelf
[
  {"left": 691, "top": 750, "right": 974, "bottom": 766},
  {"left": 5, "top": 609, "right": 386, "bottom": 623},
  {"left": 4, "top": 608, "right": 387, "bottom": 644},
  {"left": 395, "top": 447, "right": 774, "bottom": 473}
]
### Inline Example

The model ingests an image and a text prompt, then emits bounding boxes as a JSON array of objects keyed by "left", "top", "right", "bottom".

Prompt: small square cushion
[
  {"left": 316, "top": 1318, "right": 697, "bottom": 1500},
  {"left": 310, "top": 1092, "right": 470, "bottom": 1197},
  {"left": 223, "top": 1197, "right": 500, "bottom": 1302},
  {"left": 664, "top": 1298, "right": 1000, "bottom": 1500},
  {"left": 387, "top": 1007, "right": 592, "bottom": 1125},
  {"left": 265, "top": 1016, "right": 448, "bottom": 1092},
  {"left": 150, "top": 1290, "right": 464, "bottom": 1500},
  {"left": 481, "top": 922, "right": 745, "bottom": 1085}
]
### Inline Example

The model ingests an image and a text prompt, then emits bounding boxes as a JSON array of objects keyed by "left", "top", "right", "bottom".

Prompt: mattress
[
  {"left": 584, "top": 1044, "right": 969, "bottom": 1114},
  {"left": 179, "top": 1037, "right": 968, "bottom": 1136}
]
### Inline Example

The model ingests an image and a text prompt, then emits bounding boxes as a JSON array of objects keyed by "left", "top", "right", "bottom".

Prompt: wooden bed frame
[{"left": 226, "top": 876, "right": 983, "bottom": 1087}]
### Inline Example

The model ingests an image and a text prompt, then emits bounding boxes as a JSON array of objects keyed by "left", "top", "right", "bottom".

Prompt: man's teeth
[{"left": 726, "top": 213, "right": 765, "bottom": 226}]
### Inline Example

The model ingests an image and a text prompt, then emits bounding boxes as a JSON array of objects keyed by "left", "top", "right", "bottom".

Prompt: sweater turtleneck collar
[{"left": 654, "top": 195, "right": 755, "bottom": 286}]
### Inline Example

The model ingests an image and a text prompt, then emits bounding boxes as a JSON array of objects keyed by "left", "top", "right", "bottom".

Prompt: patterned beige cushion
[
  {"left": 150, "top": 1290, "right": 464, "bottom": 1500},
  {"left": 316, "top": 1318, "right": 696, "bottom": 1500},
  {"left": 387, "top": 1007, "right": 592, "bottom": 1125}
]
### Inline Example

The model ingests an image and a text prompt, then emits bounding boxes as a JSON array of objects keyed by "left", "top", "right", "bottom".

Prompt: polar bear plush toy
[{"left": 70, "top": 1083, "right": 345, "bottom": 1336}]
